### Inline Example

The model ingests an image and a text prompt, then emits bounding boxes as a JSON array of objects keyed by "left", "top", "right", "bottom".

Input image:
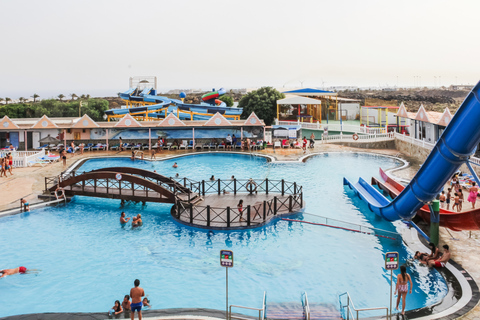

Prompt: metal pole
[
  {"left": 390, "top": 270, "right": 393, "bottom": 320},
  {"left": 226, "top": 267, "right": 229, "bottom": 320}
]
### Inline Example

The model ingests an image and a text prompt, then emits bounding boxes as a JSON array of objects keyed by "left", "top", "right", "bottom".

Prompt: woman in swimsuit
[
  {"left": 108, "top": 300, "right": 123, "bottom": 316},
  {"left": 395, "top": 265, "right": 413, "bottom": 315},
  {"left": 468, "top": 182, "right": 479, "bottom": 209},
  {"left": 413, "top": 251, "right": 428, "bottom": 264},
  {"left": 426, "top": 242, "right": 440, "bottom": 261},
  {"left": 458, "top": 189, "right": 464, "bottom": 211},
  {"left": 238, "top": 199, "right": 244, "bottom": 222}
]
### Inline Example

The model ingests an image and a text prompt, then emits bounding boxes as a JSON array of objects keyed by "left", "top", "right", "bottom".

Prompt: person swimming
[
  {"left": 0, "top": 266, "right": 40, "bottom": 278},
  {"left": 132, "top": 214, "right": 143, "bottom": 227}
]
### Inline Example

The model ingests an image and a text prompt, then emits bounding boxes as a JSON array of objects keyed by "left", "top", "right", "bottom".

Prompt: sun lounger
[
  {"left": 34, "top": 144, "right": 48, "bottom": 150},
  {"left": 163, "top": 143, "right": 172, "bottom": 150},
  {"left": 217, "top": 144, "right": 225, "bottom": 150},
  {"left": 179, "top": 140, "right": 188, "bottom": 149},
  {"left": 187, "top": 141, "right": 194, "bottom": 149}
]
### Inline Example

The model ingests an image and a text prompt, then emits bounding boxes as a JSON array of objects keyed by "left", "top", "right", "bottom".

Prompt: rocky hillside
[{"left": 339, "top": 88, "right": 470, "bottom": 113}]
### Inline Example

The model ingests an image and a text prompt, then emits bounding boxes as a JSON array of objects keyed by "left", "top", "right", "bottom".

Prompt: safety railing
[
  {"left": 322, "top": 132, "right": 394, "bottom": 143},
  {"left": 393, "top": 132, "right": 435, "bottom": 150},
  {"left": 229, "top": 291, "right": 266, "bottom": 320},
  {"left": 277, "top": 121, "right": 387, "bottom": 134},
  {"left": 339, "top": 292, "right": 388, "bottom": 320},
  {"left": 3, "top": 149, "right": 46, "bottom": 168}
]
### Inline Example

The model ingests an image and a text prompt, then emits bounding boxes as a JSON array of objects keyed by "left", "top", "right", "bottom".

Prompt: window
[{"left": 74, "top": 132, "right": 81, "bottom": 140}]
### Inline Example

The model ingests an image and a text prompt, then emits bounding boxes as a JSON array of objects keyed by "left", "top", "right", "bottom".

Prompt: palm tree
[
  {"left": 0, "top": 98, "right": 4, "bottom": 104},
  {"left": 5, "top": 97, "right": 11, "bottom": 104},
  {"left": 70, "top": 93, "right": 78, "bottom": 101},
  {"left": 19, "top": 97, "right": 26, "bottom": 103},
  {"left": 58, "top": 94, "right": 65, "bottom": 101},
  {"left": 31, "top": 93, "right": 39, "bottom": 103},
  {"left": 80, "top": 94, "right": 86, "bottom": 99}
]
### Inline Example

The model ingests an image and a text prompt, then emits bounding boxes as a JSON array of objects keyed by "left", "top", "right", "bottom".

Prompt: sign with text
[
  {"left": 220, "top": 250, "right": 233, "bottom": 267},
  {"left": 385, "top": 252, "right": 399, "bottom": 270}
]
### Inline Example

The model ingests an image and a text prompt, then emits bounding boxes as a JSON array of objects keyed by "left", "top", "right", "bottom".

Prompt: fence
[
  {"left": 173, "top": 178, "right": 303, "bottom": 227},
  {"left": 3, "top": 149, "right": 46, "bottom": 168},
  {"left": 277, "top": 121, "right": 387, "bottom": 134},
  {"left": 322, "top": 132, "right": 394, "bottom": 143}
]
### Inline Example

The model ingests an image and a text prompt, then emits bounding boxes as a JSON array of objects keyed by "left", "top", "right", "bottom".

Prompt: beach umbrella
[{"left": 39, "top": 134, "right": 60, "bottom": 144}]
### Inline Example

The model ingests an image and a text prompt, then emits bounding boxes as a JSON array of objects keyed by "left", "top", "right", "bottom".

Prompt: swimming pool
[{"left": 0, "top": 153, "right": 448, "bottom": 317}]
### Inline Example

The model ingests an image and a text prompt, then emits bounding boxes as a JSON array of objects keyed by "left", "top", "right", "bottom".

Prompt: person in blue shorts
[{"left": 130, "top": 279, "right": 145, "bottom": 320}]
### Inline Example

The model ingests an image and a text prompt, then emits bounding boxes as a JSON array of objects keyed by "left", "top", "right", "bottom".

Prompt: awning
[
  {"left": 282, "top": 88, "right": 337, "bottom": 97},
  {"left": 277, "top": 96, "right": 322, "bottom": 105}
]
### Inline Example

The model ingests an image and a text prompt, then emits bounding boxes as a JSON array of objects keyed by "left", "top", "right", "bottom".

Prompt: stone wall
[
  {"left": 330, "top": 139, "right": 395, "bottom": 149},
  {"left": 395, "top": 139, "right": 480, "bottom": 176}
]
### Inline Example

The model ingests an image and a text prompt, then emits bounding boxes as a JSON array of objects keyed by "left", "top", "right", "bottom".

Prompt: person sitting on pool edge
[
  {"left": 20, "top": 198, "right": 30, "bottom": 212},
  {"left": 428, "top": 244, "right": 450, "bottom": 268}
]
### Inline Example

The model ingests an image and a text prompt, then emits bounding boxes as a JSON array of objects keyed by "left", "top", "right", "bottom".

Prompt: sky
[{"left": 1, "top": 0, "right": 479, "bottom": 99}]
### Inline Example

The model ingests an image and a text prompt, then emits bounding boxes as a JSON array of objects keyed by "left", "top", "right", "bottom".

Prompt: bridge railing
[{"left": 173, "top": 178, "right": 303, "bottom": 227}]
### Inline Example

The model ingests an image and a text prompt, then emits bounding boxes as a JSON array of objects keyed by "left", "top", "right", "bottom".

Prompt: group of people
[
  {"left": 395, "top": 243, "right": 451, "bottom": 316},
  {"left": 120, "top": 212, "right": 143, "bottom": 227},
  {"left": 280, "top": 133, "right": 315, "bottom": 153},
  {"left": 413, "top": 243, "right": 451, "bottom": 268},
  {"left": 439, "top": 174, "right": 479, "bottom": 211},
  {"left": 1, "top": 152, "right": 13, "bottom": 177},
  {"left": 109, "top": 279, "right": 150, "bottom": 319}
]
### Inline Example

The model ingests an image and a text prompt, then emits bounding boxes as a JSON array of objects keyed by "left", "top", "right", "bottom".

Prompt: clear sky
[{"left": 1, "top": 0, "right": 479, "bottom": 98}]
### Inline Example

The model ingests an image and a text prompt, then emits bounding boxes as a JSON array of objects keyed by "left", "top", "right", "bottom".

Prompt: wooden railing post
[
  {"left": 82, "top": 179, "right": 85, "bottom": 192},
  {"left": 44, "top": 178, "right": 47, "bottom": 191},
  {"left": 131, "top": 181, "right": 133, "bottom": 196},
  {"left": 294, "top": 182, "right": 297, "bottom": 195},
  {"left": 207, "top": 205, "right": 211, "bottom": 227},
  {"left": 202, "top": 180, "right": 205, "bottom": 196},
  {"left": 265, "top": 178, "right": 269, "bottom": 195},
  {"left": 227, "top": 207, "right": 231, "bottom": 228},
  {"left": 247, "top": 205, "right": 251, "bottom": 226},
  {"left": 281, "top": 179, "right": 285, "bottom": 196},
  {"left": 289, "top": 195, "right": 293, "bottom": 212},
  {"left": 300, "top": 192, "right": 303, "bottom": 208},
  {"left": 94, "top": 179, "right": 97, "bottom": 193},
  {"left": 274, "top": 197, "right": 277, "bottom": 215},
  {"left": 189, "top": 205, "right": 193, "bottom": 224},
  {"left": 263, "top": 201, "right": 267, "bottom": 222},
  {"left": 218, "top": 179, "right": 221, "bottom": 195},
  {"left": 234, "top": 179, "right": 237, "bottom": 195},
  {"left": 184, "top": 177, "right": 187, "bottom": 188}
]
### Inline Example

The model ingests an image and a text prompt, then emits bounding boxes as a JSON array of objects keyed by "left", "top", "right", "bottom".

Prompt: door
[
  {"left": 27, "top": 132, "right": 33, "bottom": 149},
  {"left": 32, "top": 132, "right": 40, "bottom": 149},
  {"left": 9, "top": 132, "right": 19, "bottom": 149}
]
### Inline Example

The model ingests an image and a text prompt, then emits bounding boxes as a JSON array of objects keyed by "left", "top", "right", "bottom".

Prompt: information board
[
  {"left": 385, "top": 252, "right": 399, "bottom": 270},
  {"left": 220, "top": 250, "right": 233, "bottom": 267}
]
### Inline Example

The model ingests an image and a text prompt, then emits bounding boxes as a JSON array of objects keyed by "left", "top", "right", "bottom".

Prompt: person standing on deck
[{"left": 130, "top": 279, "right": 145, "bottom": 320}]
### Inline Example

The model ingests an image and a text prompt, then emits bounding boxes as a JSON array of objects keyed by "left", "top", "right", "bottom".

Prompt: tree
[
  {"left": 70, "top": 93, "right": 78, "bottom": 101},
  {"left": 32, "top": 93, "right": 40, "bottom": 103},
  {"left": 0, "top": 98, "right": 4, "bottom": 104},
  {"left": 58, "top": 94, "right": 65, "bottom": 101},
  {"left": 5, "top": 97, "right": 11, "bottom": 105},
  {"left": 219, "top": 95, "right": 234, "bottom": 107},
  {"left": 19, "top": 97, "right": 26, "bottom": 103},
  {"left": 238, "top": 87, "right": 284, "bottom": 125}
]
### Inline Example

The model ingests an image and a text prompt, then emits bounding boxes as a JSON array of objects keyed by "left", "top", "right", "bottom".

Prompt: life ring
[
  {"left": 246, "top": 180, "right": 257, "bottom": 193},
  {"left": 352, "top": 134, "right": 359, "bottom": 141},
  {"left": 55, "top": 187, "right": 65, "bottom": 200}
]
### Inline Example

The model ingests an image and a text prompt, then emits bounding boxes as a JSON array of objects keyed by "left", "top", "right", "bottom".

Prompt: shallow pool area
[{"left": 0, "top": 153, "right": 448, "bottom": 317}]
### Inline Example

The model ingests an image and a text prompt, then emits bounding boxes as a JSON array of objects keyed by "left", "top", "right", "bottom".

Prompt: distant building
[{"left": 449, "top": 84, "right": 474, "bottom": 91}]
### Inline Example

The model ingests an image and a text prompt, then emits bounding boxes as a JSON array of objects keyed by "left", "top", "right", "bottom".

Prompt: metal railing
[
  {"left": 229, "top": 291, "right": 266, "bottom": 320},
  {"left": 2, "top": 149, "right": 46, "bottom": 168},
  {"left": 339, "top": 292, "right": 388, "bottom": 320},
  {"left": 277, "top": 121, "right": 387, "bottom": 134},
  {"left": 174, "top": 178, "right": 303, "bottom": 227},
  {"left": 322, "top": 132, "right": 394, "bottom": 143},
  {"left": 303, "top": 292, "right": 310, "bottom": 320}
]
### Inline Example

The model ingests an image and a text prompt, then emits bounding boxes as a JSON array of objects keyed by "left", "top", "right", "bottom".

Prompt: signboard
[
  {"left": 385, "top": 252, "right": 399, "bottom": 270},
  {"left": 115, "top": 173, "right": 122, "bottom": 181},
  {"left": 220, "top": 250, "right": 233, "bottom": 267}
]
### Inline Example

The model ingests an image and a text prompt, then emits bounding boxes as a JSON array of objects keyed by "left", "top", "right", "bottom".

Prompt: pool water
[{"left": 0, "top": 153, "right": 447, "bottom": 317}]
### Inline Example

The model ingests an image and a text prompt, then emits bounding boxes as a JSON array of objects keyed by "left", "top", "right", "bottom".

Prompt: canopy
[
  {"left": 282, "top": 88, "right": 337, "bottom": 97},
  {"left": 277, "top": 96, "right": 322, "bottom": 105}
]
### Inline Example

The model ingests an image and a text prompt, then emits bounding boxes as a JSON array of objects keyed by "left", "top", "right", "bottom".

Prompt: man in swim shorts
[
  {"left": 130, "top": 279, "right": 145, "bottom": 320},
  {"left": 0, "top": 266, "right": 28, "bottom": 278},
  {"left": 120, "top": 212, "right": 130, "bottom": 224},
  {"left": 20, "top": 198, "right": 30, "bottom": 212},
  {"left": 428, "top": 245, "right": 450, "bottom": 268}
]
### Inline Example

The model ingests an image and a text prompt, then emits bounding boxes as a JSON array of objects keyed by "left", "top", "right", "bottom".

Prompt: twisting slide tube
[{"left": 344, "top": 81, "right": 480, "bottom": 221}]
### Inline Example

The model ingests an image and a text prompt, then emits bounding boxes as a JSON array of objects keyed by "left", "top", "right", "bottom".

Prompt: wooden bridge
[
  {"left": 45, "top": 167, "right": 196, "bottom": 204},
  {"left": 45, "top": 167, "right": 304, "bottom": 229}
]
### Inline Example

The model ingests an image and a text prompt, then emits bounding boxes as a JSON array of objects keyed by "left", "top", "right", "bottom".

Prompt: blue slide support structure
[{"left": 344, "top": 81, "right": 480, "bottom": 221}]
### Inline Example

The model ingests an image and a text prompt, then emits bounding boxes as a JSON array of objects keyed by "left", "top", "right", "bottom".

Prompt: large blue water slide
[
  {"left": 140, "top": 87, "right": 153, "bottom": 96},
  {"left": 344, "top": 81, "right": 480, "bottom": 221},
  {"left": 142, "top": 94, "right": 172, "bottom": 106}
]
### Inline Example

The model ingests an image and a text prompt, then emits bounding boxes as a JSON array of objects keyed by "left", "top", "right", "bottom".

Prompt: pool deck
[{"left": 2, "top": 143, "right": 480, "bottom": 318}]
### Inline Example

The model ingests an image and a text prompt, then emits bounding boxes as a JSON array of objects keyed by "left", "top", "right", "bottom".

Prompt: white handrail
[
  {"left": 304, "top": 292, "right": 310, "bottom": 320},
  {"left": 277, "top": 121, "right": 387, "bottom": 134},
  {"left": 339, "top": 292, "right": 388, "bottom": 320}
]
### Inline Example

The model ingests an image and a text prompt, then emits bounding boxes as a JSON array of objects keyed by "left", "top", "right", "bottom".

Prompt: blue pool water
[{"left": 0, "top": 153, "right": 447, "bottom": 317}]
